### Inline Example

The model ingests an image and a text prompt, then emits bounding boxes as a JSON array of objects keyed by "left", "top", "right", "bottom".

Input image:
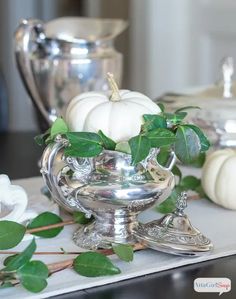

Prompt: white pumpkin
[
  {"left": 65, "top": 73, "right": 161, "bottom": 142},
  {"left": 202, "top": 148, "right": 236, "bottom": 210}
]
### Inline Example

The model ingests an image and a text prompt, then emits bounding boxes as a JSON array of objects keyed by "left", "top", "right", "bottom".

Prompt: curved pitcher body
[{"left": 14, "top": 17, "right": 127, "bottom": 129}]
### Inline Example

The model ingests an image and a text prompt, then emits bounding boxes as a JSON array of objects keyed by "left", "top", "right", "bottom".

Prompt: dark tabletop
[{"left": 0, "top": 132, "right": 235, "bottom": 299}]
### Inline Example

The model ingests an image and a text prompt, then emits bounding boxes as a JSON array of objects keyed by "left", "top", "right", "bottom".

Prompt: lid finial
[{"left": 174, "top": 191, "right": 187, "bottom": 216}]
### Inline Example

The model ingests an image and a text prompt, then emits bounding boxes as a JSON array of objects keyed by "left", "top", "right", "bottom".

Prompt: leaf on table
[
  {"left": 65, "top": 132, "right": 103, "bottom": 157},
  {"left": 145, "top": 128, "right": 176, "bottom": 148},
  {"left": 17, "top": 260, "right": 49, "bottom": 293},
  {"left": 73, "top": 211, "right": 93, "bottom": 225},
  {"left": 112, "top": 243, "right": 133, "bottom": 262},
  {"left": 27, "top": 212, "right": 63, "bottom": 238},
  {"left": 3, "top": 239, "right": 36, "bottom": 272},
  {"left": 129, "top": 135, "right": 151, "bottom": 165},
  {"left": 0, "top": 221, "right": 26, "bottom": 250},
  {"left": 3, "top": 254, "right": 18, "bottom": 267},
  {"left": 98, "top": 130, "right": 116, "bottom": 150},
  {"left": 50, "top": 117, "right": 69, "bottom": 138},
  {"left": 73, "top": 252, "right": 121, "bottom": 277},
  {"left": 174, "top": 125, "right": 201, "bottom": 164}
]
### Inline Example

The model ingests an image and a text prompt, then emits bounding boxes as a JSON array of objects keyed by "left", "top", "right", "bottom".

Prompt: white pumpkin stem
[{"left": 107, "top": 72, "right": 121, "bottom": 102}]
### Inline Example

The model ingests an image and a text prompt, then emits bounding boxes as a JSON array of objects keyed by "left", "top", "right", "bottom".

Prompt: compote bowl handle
[
  {"left": 40, "top": 136, "right": 92, "bottom": 216},
  {"left": 163, "top": 149, "right": 176, "bottom": 171}
]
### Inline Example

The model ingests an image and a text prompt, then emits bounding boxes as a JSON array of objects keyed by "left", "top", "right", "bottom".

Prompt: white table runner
[{"left": 1, "top": 176, "right": 236, "bottom": 299}]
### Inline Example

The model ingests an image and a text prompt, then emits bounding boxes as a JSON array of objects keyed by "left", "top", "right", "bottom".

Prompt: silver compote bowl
[{"left": 41, "top": 136, "right": 175, "bottom": 249}]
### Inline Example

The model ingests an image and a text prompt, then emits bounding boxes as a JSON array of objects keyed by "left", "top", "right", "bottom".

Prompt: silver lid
[{"left": 134, "top": 192, "right": 213, "bottom": 257}]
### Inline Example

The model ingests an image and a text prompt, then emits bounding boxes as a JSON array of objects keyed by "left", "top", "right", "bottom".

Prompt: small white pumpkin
[
  {"left": 65, "top": 73, "right": 161, "bottom": 142},
  {"left": 202, "top": 148, "right": 236, "bottom": 210}
]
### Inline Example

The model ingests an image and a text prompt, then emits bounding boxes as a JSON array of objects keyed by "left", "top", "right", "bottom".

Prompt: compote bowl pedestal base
[{"left": 73, "top": 210, "right": 138, "bottom": 249}]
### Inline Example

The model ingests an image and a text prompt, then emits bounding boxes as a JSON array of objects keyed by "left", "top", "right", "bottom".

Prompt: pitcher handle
[
  {"left": 14, "top": 18, "right": 50, "bottom": 124},
  {"left": 40, "top": 136, "right": 92, "bottom": 216}
]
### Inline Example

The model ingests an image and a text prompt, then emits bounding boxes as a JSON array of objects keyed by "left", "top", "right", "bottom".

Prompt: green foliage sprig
[
  {"left": 156, "top": 153, "right": 207, "bottom": 214},
  {"left": 35, "top": 104, "right": 210, "bottom": 166},
  {"left": 0, "top": 212, "right": 135, "bottom": 293}
]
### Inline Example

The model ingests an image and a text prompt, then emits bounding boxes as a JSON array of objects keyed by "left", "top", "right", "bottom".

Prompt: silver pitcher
[
  {"left": 14, "top": 17, "right": 127, "bottom": 129},
  {"left": 40, "top": 136, "right": 176, "bottom": 249}
]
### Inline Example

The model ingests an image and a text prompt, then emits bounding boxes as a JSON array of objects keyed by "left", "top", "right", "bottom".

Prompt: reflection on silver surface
[
  {"left": 134, "top": 192, "right": 213, "bottom": 256},
  {"left": 14, "top": 17, "right": 127, "bottom": 127},
  {"left": 40, "top": 137, "right": 175, "bottom": 249}
]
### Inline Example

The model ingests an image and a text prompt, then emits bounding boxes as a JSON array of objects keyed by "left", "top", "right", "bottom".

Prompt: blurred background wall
[{"left": 0, "top": 0, "right": 236, "bottom": 131}]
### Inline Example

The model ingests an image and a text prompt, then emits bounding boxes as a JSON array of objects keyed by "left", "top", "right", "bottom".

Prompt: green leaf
[
  {"left": 3, "top": 254, "right": 18, "bottom": 266},
  {"left": 34, "top": 130, "right": 50, "bottom": 146},
  {"left": 163, "top": 112, "right": 187, "bottom": 125},
  {"left": 156, "top": 186, "right": 184, "bottom": 214},
  {"left": 50, "top": 117, "right": 68, "bottom": 138},
  {"left": 98, "top": 130, "right": 116, "bottom": 150},
  {"left": 195, "top": 184, "right": 207, "bottom": 198},
  {"left": 34, "top": 128, "right": 51, "bottom": 146},
  {"left": 157, "top": 103, "right": 165, "bottom": 112},
  {"left": 45, "top": 135, "right": 54, "bottom": 145},
  {"left": 17, "top": 261, "right": 48, "bottom": 293},
  {"left": 175, "top": 106, "right": 200, "bottom": 113},
  {"left": 146, "top": 128, "right": 176, "bottom": 147},
  {"left": 73, "top": 211, "right": 93, "bottom": 225},
  {"left": 156, "top": 147, "right": 171, "bottom": 167},
  {"left": 128, "top": 135, "right": 151, "bottom": 165},
  {"left": 0, "top": 221, "right": 26, "bottom": 250},
  {"left": 112, "top": 244, "right": 133, "bottom": 262},
  {"left": 65, "top": 132, "right": 103, "bottom": 157},
  {"left": 143, "top": 114, "right": 167, "bottom": 131},
  {"left": 184, "top": 124, "right": 210, "bottom": 152},
  {"left": 115, "top": 141, "right": 131, "bottom": 154},
  {"left": 179, "top": 175, "right": 201, "bottom": 191},
  {"left": 188, "top": 152, "right": 206, "bottom": 168},
  {"left": 174, "top": 126, "right": 201, "bottom": 164},
  {"left": 172, "top": 165, "right": 182, "bottom": 181},
  {"left": 3, "top": 239, "right": 36, "bottom": 271},
  {"left": 27, "top": 212, "right": 63, "bottom": 238},
  {"left": 0, "top": 282, "right": 14, "bottom": 289},
  {"left": 73, "top": 252, "right": 121, "bottom": 277}
]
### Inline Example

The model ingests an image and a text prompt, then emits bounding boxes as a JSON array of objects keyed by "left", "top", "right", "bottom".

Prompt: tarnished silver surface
[
  {"left": 41, "top": 137, "right": 175, "bottom": 249},
  {"left": 134, "top": 192, "right": 213, "bottom": 256},
  {"left": 14, "top": 17, "right": 127, "bottom": 127}
]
